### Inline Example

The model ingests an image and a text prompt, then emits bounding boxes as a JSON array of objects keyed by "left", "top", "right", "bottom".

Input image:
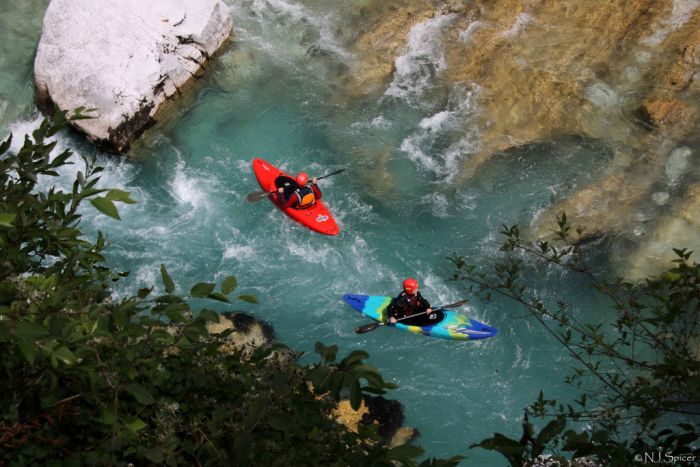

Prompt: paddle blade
[
  {"left": 441, "top": 299, "right": 470, "bottom": 309},
  {"left": 355, "top": 322, "right": 383, "bottom": 334},
  {"left": 246, "top": 191, "right": 270, "bottom": 203}
]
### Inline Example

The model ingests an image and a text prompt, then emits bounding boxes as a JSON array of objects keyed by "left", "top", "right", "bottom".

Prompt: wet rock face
[
  {"left": 340, "top": 0, "right": 700, "bottom": 279},
  {"left": 625, "top": 183, "right": 700, "bottom": 281},
  {"left": 34, "top": 0, "right": 232, "bottom": 154}
]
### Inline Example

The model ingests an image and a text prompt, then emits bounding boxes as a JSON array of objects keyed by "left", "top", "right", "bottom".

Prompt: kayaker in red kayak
[
  {"left": 275, "top": 172, "right": 322, "bottom": 209},
  {"left": 388, "top": 278, "right": 434, "bottom": 324}
]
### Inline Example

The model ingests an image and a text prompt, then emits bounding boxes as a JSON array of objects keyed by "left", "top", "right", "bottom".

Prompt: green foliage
[
  {"left": 0, "top": 115, "right": 443, "bottom": 466},
  {"left": 451, "top": 214, "right": 700, "bottom": 466}
]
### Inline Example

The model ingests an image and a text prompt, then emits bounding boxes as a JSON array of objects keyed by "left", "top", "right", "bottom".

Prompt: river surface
[{"left": 2, "top": 1, "right": 632, "bottom": 463}]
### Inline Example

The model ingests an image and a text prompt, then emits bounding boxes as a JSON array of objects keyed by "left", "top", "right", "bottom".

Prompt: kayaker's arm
[
  {"left": 280, "top": 191, "right": 297, "bottom": 209},
  {"left": 311, "top": 181, "right": 322, "bottom": 200}
]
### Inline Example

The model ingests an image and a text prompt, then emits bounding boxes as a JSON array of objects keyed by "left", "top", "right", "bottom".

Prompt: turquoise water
[{"left": 3, "top": 1, "right": 619, "bottom": 463}]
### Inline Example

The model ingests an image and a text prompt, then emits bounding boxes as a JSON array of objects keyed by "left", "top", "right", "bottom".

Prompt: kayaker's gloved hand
[
  {"left": 312, "top": 177, "right": 317, "bottom": 185},
  {"left": 388, "top": 317, "right": 397, "bottom": 324}
]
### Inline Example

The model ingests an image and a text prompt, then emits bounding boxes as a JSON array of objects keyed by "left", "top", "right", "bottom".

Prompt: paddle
[
  {"left": 354, "top": 299, "right": 469, "bottom": 334},
  {"left": 245, "top": 168, "right": 346, "bottom": 203}
]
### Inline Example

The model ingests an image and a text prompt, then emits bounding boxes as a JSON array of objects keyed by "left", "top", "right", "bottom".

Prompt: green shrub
[
  {"left": 451, "top": 215, "right": 700, "bottom": 466},
  {"left": 0, "top": 113, "right": 461, "bottom": 466}
]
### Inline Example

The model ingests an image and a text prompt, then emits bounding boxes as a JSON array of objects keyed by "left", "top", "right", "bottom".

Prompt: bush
[
  {"left": 451, "top": 215, "right": 700, "bottom": 466},
  {"left": 0, "top": 114, "right": 462, "bottom": 466}
]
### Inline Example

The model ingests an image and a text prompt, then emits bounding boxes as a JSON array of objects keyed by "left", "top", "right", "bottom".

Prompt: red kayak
[{"left": 252, "top": 158, "right": 340, "bottom": 236}]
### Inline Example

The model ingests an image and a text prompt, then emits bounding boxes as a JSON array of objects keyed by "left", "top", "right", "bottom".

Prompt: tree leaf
[
  {"left": 137, "top": 287, "right": 152, "bottom": 299},
  {"left": 125, "top": 416, "right": 147, "bottom": 433},
  {"left": 15, "top": 322, "right": 49, "bottom": 339},
  {"left": 166, "top": 308, "right": 187, "bottom": 323},
  {"left": 191, "top": 282, "right": 215, "bottom": 297},
  {"left": 349, "top": 380, "right": 362, "bottom": 410},
  {"left": 0, "top": 134, "right": 12, "bottom": 155},
  {"left": 90, "top": 197, "right": 120, "bottom": 220},
  {"left": 17, "top": 338, "right": 37, "bottom": 365},
  {"left": 160, "top": 264, "right": 175, "bottom": 294},
  {"left": 387, "top": 444, "right": 424, "bottom": 462},
  {"left": 534, "top": 415, "right": 566, "bottom": 456},
  {"left": 341, "top": 350, "right": 369, "bottom": 367},
  {"left": 221, "top": 276, "right": 237, "bottom": 295},
  {"left": 475, "top": 433, "right": 524, "bottom": 466},
  {"left": 0, "top": 213, "right": 16, "bottom": 227},
  {"left": 268, "top": 412, "right": 294, "bottom": 432},
  {"left": 143, "top": 448, "right": 164, "bottom": 463},
  {"left": 53, "top": 346, "right": 76, "bottom": 365},
  {"left": 199, "top": 309, "right": 220, "bottom": 323},
  {"left": 238, "top": 294, "right": 259, "bottom": 304},
  {"left": 126, "top": 383, "right": 155, "bottom": 405},
  {"left": 207, "top": 292, "right": 230, "bottom": 303},
  {"left": 106, "top": 188, "right": 137, "bottom": 204}
]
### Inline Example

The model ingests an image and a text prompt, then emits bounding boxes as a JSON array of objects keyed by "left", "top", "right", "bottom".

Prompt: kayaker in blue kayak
[
  {"left": 388, "top": 278, "right": 434, "bottom": 324},
  {"left": 275, "top": 172, "right": 322, "bottom": 209}
]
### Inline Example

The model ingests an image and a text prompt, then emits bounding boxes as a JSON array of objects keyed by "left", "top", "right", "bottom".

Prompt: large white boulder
[{"left": 34, "top": 0, "right": 232, "bottom": 153}]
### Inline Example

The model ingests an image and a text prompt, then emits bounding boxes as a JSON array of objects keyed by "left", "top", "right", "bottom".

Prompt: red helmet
[
  {"left": 296, "top": 172, "right": 309, "bottom": 185},
  {"left": 403, "top": 278, "right": 418, "bottom": 293}
]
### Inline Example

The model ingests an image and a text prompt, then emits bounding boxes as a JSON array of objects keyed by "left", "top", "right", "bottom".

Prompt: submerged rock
[
  {"left": 337, "top": 0, "right": 700, "bottom": 278},
  {"left": 624, "top": 184, "right": 700, "bottom": 281},
  {"left": 34, "top": 0, "right": 232, "bottom": 153}
]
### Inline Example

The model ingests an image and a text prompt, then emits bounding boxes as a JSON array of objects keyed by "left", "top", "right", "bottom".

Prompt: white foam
[
  {"left": 652, "top": 191, "right": 670, "bottom": 205},
  {"left": 345, "top": 235, "right": 391, "bottom": 283},
  {"left": 399, "top": 82, "right": 482, "bottom": 180},
  {"left": 665, "top": 146, "right": 692, "bottom": 185},
  {"left": 420, "top": 270, "right": 464, "bottom": 313},
  {"left": 585, "top": 81, "right": 620, "bottom": 109},
  {"left": 222, "top": 243, "right": 256, "bottom": 261},
  {"left": 235, "top": 0, "right": 350, "bottom": 66},
  {"left": 170, "top": 161, "right": 208, "bottom": 210},
  {"left": 371, "top": 115, "right": 391, "bottom": 128},
  {"left": 5, "top": 114, "right": 47, "bottom": 152},
  {"left": 332, "top": 192, "right": 379, "bottom": 225},
  {"left": 134, "top": 264, "right": 159, "bottom": 289},
  {"left": 459, "top": 20, "right": 487, "bottom": 43},
  {"left": 419, "top": 110, "right": 453, "bottom": 132},
  {"left": 421, "top": 192, "right": 450, "bottom": 218},
  {"left": 350, "top": 115, "right": 392, "bottom": 130},
  {"left": 251, "top": 0, "right": 305, "bottom": 22},
  {"left": 285, "top": 241, "right": 342, "bottom": 268},
  {"left": 400, "top": 132, "right": 441, "bottom": 175},
  {"left": 384, "top": 13, "right": 457, "bottom": 104},
  {"left": 456, "top": 190, "right": 478, "bottom": 211},
  {"left": 502, "top": 13, "right": 534, "bottom": 38}
]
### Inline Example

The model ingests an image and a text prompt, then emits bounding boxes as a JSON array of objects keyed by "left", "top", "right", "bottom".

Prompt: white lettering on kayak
[
  {"left": 262, "top": 163, "right": 269, "bottom": 171},
  {"left": 316, "top": 214, "right": 329, "bottom": 223},
  {"left": 445, "top": 325, "right": 488, "bottom": 335}
]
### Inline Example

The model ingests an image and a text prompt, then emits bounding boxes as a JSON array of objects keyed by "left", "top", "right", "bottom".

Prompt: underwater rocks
[
  {"left": 34, "top": 0, "right": 232, "bottom": 153},
  {"left": 338, "top": 0, "right": 700, "bottom": 278},
  {"left": 624, "top": 184, "right": 700, "bottom": 281}
]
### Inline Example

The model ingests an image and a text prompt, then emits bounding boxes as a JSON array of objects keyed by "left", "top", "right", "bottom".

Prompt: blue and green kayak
[{"left": 343, "top": 294, "right": 497, "bottom": 340}]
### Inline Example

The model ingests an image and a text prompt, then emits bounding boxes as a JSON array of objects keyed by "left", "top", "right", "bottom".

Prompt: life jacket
[
  {"left": 390, "top": 292, "right": 429, "bottom": 318},
  {"left": 293, "top": 184, "right": 316, "bottom": 209}
]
